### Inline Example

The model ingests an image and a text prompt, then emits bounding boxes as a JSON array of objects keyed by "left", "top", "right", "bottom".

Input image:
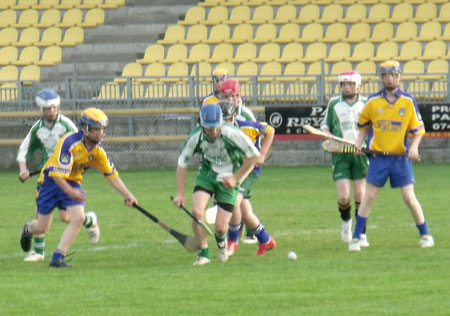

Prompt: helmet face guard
[
  {"left": 379, "top": 60, "right": 401, "bottom": 76},
  {"left": 200, "top": 104, "right": 223, "bottom": 129},
  {"left": 36, "top": 88, "right": 60, "bottom": 110},
  {"left": 218, "top": 100, "right": 236, "bottom": 121},
  {"left": 212, "top": 68, "right": 228, "bottom": 83}
]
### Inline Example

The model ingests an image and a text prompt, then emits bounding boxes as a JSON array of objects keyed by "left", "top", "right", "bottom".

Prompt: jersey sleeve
[
  {"left": 357, "top": 101, "right": 372, "bottom": 129},
  {"left": 178, "top": 129, "right": 201, "bottom": 168},
  {"left": 17, "top": 123, "right": 40, "bottom": 162},
  {"left": 47, "top": 135, "right": 75, "bottom": 178},
  {"left": 408, "top": 99, "right": 425, "bottom": 135},
  {"left": 94, "top": 145, "right": 119, "bottom": 180}
]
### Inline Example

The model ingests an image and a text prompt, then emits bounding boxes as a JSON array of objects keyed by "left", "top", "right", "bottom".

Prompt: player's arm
[
  {"left": 173, "top": 165, "right": 187, "bottom": 208},
  {"left": 108, "top": 176, "right": 138, "bottom": 207},
  {"left": 17, "top": 129, "right": 37, "bottom": 181},
  {"left": 223, "top": 155, "right": 258, "bottom": 189},
  {"left": 256, "top": 124, "right": 274, "bottom": 167},
  {"left": 355, "top": 127, "right": 369, "bottom": 152},
  {"left": 408, "top": 133, "right": 422, "bottom": 162},
  {"left": 52, "top": 176, "right": 86, "bottom": 202}
]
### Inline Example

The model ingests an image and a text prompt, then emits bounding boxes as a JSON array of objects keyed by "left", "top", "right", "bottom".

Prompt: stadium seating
[
  {"left": 80, "top": 8, "right": 105, "bottom": 27},
  {"left": 340, "top": 3, "right": 366, "bottom": 23},
  {"left": 57, "top": 8, "right": 83, "bottom": 27},
  {"left": 15, "top": 0, "right": 38, "bottom": 10},
  {"left": 425, "top": 59, "right": 448, "bottom": 80},
  {"left": 36, "top": 27, "right": 62, "bottom": 46},
  {"left": 394, "top": 22, "right": 417, "bottom": 42},
  {"left": 417, "top": 21, "right": 441, "bottom": 41},
  {"left": 344, "top": 23, "right": 370, "bottom": 43},
  {"left": 397, "top": 41, "right": 422, "bottom": 61},
  {"left": 97, "top": 81, "right": 121, "bottom": 99},
  {"left": 55, "top": 0, "right": 82, "bottom": 10},
  {"left": 115, "top": 62, "right": 142, "bottom": 83},
  {"left": 282, "top": 61, "right": 306, "bottom": 81},
  {"left": 190, "top": 62, "right": 212, "bottom": 80},
  {"left": 250, "top": 23, "right": 277, "bottom": 43},
  {"left": 371, "top": 41, "right": 398, "bottom": 62},
  {"left": 347, "top": 42, "right": 375, "bottom": 62},
  {"left": 185, "top": 43, "right": 210, "bottom": 63},
  {"left": 145, "top": 82, "right": 166, "bottom": 99},
  {"left": 0, "top": 65, "right": 19, "bottom": 81},
  {"left": 226, "top": 5, "right": 251, "bottom": 25},
  {"left": 15, "top": 27, "right": 40, "bottom": 47},
  {"left": 297, "top": 23, "right": 324, "bottom": 43},
  {"left": 226, "top": 23, "right": 253, "bottom": 44},
  {"left": 366, "top": 4, "right": 390, "bottom": 23},
  {"left": 161, "top": 62, "right": 189, "bottom": 83},
  {"left": 203, "top": 24, "right": 230, "bottom": 44},
  {"left": 276, "top": 42, "right": 303, "bottom": 63},
  {"left": 35, "top": 0, "right": 60, "bottom": 10},
  {"left": 273, "top": 23, "right": 300, "bottom": 43},
  {"left": 270, "top": 4, "right": 297, "bottom": 24},
  {"left": 325, "top": 42, "right": 351, "bottom": 62},
  {"left": 207, "top": 43, "right": 234, "bottom": 63},
  {"left": 14, "top": 9, "right": 39, "bottom": 28},
  {"left": 204, "top": 6, "right": 228, "bottom": 25},
  {"left": 436, "top": 3, "right": 450, "bottom": 22},
  {"left": 136, "top": 44, "right": 165, "bottom": 64},
  {"left": 35, "top": 46, "right": 62, "bottom": 66},
  {"left": 57, "top": 26, "right": 84, "bottom": 46},
  {"left": 157, "top": 25, "right": 185, "bottom": 45},
  {"left": 0, "top": 10, "right": 17, "bottom": 28},
  {"left": 138, "top": 62, "right": 166, "bottom": 82},
  {"left": 36, "top": 9, "right": 61, "bottom": 28},
  {"left": 419, "top": 40, "right": 447, "bottom": 60},
  {"left": 403, "top": 60, "right": 425, "bottom": 79},
  {"left": 440, "top": 23, "right": 450, "bottom": 41},
  {"left": 318, "top": 4, "right": 343, "bottom": 24},
  {"left": 0, "top": 0, "right": 16, "bottom": 10},
  {"left": 236, "top": 61, "right": 258, "bottom": 81},
  {"left": 0, "top": 47, "right": 18, "bottom": 66},
  {"left": 322, "top": 23, "right": 347, "bottom": 43},
  {"left": 79, "top": 0, "right": 104, "bottom": 9},
  {"left": 250, "top": 5, "right": 273, "bottom": 24},
  {"left": 0, "top": 82, "right": 18, "bottom": 101},
  {"left": 13, "top": 46, "right": 40, "bottom": 65},
  {"left": 387, "top": 3, "right": 413, "bottom": 23},
  {"left": 0, "top": 28, "right": 18, "bottom": 46},
  {"left": 355, "top": 61, "right": 377, "bottom": 80},
  {"left": 368, "top": 22, "right": 394, "bottom": 43},
  {"left": 215, "top": 62, "right": 235, "bottom": 76},
  {"left": 181, "top": 24, "right": 208, "bottom": 44},
  {"left": 255, "top": 43, "right": 280, "bottom": 63},
  {"left": 20, "top": 64, "right": 40, "bottom": 83},
  {"left": 179, "top": 6, "right": 205, "bottom": 25},
  {"left": 232, "top": 43, "right": 257, "bottom": 63},
  {"left": 300, "top": 42, "right": 327, "bottom": 62},
  {"left": 412, "top": 3, "right": 437, "bottom": 23},
  {"left": 162, "top": 44, "right": 188, "bottom": 64},
  {"left": 295, "top": 4, "right": 320, "bottom": 24},
  {"left": 259, "top": 61, "right": 282, "bottom": 81}
]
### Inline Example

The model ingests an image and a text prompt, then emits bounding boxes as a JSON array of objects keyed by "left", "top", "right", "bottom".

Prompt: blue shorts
[
  {"left": 366, "top": 155, "right": 415, "bottom": 188},
  {"left": 36, "top": 176, "right": 85, "bottom": 215}
]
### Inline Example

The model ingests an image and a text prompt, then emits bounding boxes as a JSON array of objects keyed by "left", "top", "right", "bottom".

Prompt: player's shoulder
[
  {"left": 59, "top": 114, "right": 78, "bottom": 131},
  {"left": 327, "top": 95, "right": 341, "bottom": 106}
]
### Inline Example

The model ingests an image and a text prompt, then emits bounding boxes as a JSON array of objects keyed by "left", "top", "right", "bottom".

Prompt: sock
[
  {"left": 416, "top": 221, "right": 430, "bottom": 236},
  {"left": 51, "top": 251, "right": 64, "bottom": 263},
  {"left": 353, "top": 215, "right": 368, "bottom": 239},
  {"left": 214, "top": 232, "right": 227, "bottom": 249},
  {"left": 355, "top": 201, "right": 366, "bottom": 234},
  {"left": 245, "top": 225, "right": 253, "bottom": 237},
  {"left": 34, "top": 237, "right": 45, "bottom": 255},
  {"left": 228, "top": 223, "right": 242, "bottom": 243},
  {"left": 83, "top": 214, "right": 93, "bottom": 228},
  {"left": 251, "top": 223, "right": 270, "bottom": 244},
  {"left": 338, "top": 201, "right": 351, "bottom": 221},
  {"left": 198, "top": 247, "right": 210, "bottom": 259}
]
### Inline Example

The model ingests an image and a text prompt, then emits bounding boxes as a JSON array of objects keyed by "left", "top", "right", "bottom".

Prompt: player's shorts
[
  {"left": 195, "top": 167, "right": 239, "bottom": 206},
  {"left": 366, "top": 155, "right": 415, "bottom": 188},
  {"left": 36, "top": 183, "right": 66, "bottom": 211},
  {"left": 36, "top": 177, "right": 84, "bottom": 215},
  {"left": 332, "top": 153, "right": 368, "bottom": 181},
  {"left": 239, "top": 172, "right": 257, "bottom": 199}
]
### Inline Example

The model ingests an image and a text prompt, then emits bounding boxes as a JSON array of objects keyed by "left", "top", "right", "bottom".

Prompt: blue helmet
[
  {"left": 200, "top": 104, "right": 223, "bottom": 129},
  {"left": 35, "top": 88, "right": 60, "bottom": 109},
  {"left": 379, "top": 60, "right": 401, "bottom": 75},
  {"left": 80, "top": 108, "right": 109, "bottom": 129}
]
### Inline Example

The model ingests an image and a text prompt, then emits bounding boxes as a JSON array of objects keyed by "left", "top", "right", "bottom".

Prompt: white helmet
[
  {"left": 338, "top": 70, "right": 361, "bottom": 86},
  {"left": 35, "top": 88, "right": 60, "bottom": 110}
]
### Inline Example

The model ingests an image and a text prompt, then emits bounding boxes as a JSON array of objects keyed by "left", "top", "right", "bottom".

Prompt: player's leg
[
  {"left": 336, "top": 179, "right": 352, "bottom": 242},
  {"left": 227, "top": 193, "right": 244, "bottom": 256},
  {"left": 354, "top": 178, "right": 369, "bottom": 247},
  {"left": 22, "top": 211, "right": 54, "bottom": 259},
  {"left": 24, "top": 208, "right": 47, "bottom": 262},
  {"left": 239, "top": 174, "right": 258, "bottom": 244},
  {"left": 192, "top": 188, "right": 212, "bottom": 265}
]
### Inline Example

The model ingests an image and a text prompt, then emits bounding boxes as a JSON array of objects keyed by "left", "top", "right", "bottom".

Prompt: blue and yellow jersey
[
  {"left": 39, "top": 130, "right": 118, "bottom": 183},
  {"left": 200, "top": 91, "right": 220, "bottom": 107},
  {"left": 358, "top": 89, "right": 425, "bottom": 154}
]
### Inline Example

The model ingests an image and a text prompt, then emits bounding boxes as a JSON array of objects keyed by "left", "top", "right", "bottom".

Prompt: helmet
[
  {"left": 35, "top": 88, "right": 60, "bottom": 109},
  {"left": 220, "top": 78, "right": 240, "bottom": 95},
  {"left": 338, "top": 70, "right": 361, "bottom": 85},
  {"left": 212, "top": 68, "right": 228, "bottom": 82},
  {"left": 379, "top": 60, "right": 401, "bottom": 75},
  {"left": 218, "top": 100, "right": 236, "bottom": 120},
  {"left": 80, "top": 108, "right": 108, "bottom": 128},
  {"left": 200, "top": 104, "right": 223, "bottom": 129}
]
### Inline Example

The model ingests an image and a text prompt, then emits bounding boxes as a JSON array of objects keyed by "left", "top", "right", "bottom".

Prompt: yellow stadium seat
[
  {"left": 226, "top": 23, "right": 253, "bottom": 44},
  {"left": 379, "top": 0, "right": 402, "bottom": 3},
  {"left": 36, "top": 27, "right": 62, "bottom": 46},
  {"left": 161, "top": 44, "right": 187, "bottom": 64},
  {"left": 417, "top": 21, "right": 441, "bottom": 41},
  {"left": 246, "top": 0, "right": 266, "bottom": 6},
  {"left": 393, "top": 22, "right": 417, "bottom": 42},
  {"left": 236, "top": 61, "right": 258, "bottom": 82},
  {"left": 136, "top": 44, "right": 165, "bottom": 64},
  {"left": 0, "top": 65, "right": 19, "bottom": 81},
  {"left": 347, "top": 42, "right": 374, "bottom": 62},
  {"left": 0, "top": 0, "right": 16, "bottom": 10},
  {"left": 325, "top": 42, "right": 350, "bottom": 62},
  {"left": 55, "top": 0, "right": 82, "bottom": 9},
  {"left": 344, "top": 23, "right": 370, "bottom": 43},
  {"left": 57, "top": 26, "right": 84, "bottom": 46},
  {"left": 270, "top": 4, "right": 297, "bottom": 24},
  {"left": 419, "top": 40, "right": 447, "bottom": 61},
  {"left": 329, "top": 61, "right": 352, "bottom": 76},
  {"left": 115, "top": 62, "right": 142, "bottom": 83},
  {"left": 167, "top": 82, "right": 190, "bottom": 100},
  {"left": 203, "top": 24, "right": 230, "bottom": 44},
  {"left": 402, "top": 60, "right": 425, "bottom": 80},
  {"left": 425, "top": 59, "right": 448, "bottom": 79},
  {"left": 0, "top": 82, "right": 18, "bottom": 101},
  {"left": 14, "top": 27, "right": 40, "bottom": 47},
  {"left": 249, "top": 5, "right": 273, "bottom": 24},
  {"left": 14, "top": 9, "right": 39, "bottom": 28},
  {"left": 290, "top": 0, "right": 311, "bottom": 4},
  {"left": 322, "top": 23, "right": 347, "bottom": 43},
  {"left": 439, "top": 23, "right": 450, "bottom": 41},
  {"left": 215, "top": 62, "right": 235, "bottom": 76},
  {"left": 35, "top": 46, "right": 62, "bottom": 65},
  {"left": 190, "top": 62, "right": 212, "bottom": 80},
  {"left": 80, "top": 8, "right": 105, "bottom": 27},
  {"left": 14, "top": 0, "right": 38, "bottom": 10},
  {"left": 181, "top": 24, "right": 207, "bottom": 45},
  {"left": 137, "top": 62, "right": 166, "bottom": 82},
  {"left": 185, "top": 43, "right": 210, "bottom": 63},
  {"left": 355, "top": 61, "right": 377, "bottom": 80},
  {"left": 79, "top": 0, "right": 103, "bottom": 9},
  {"left": 0, "top": 10, "right": 17, "bottom": 28},
  {"left": 412, "top": 3, "right": 437, "bottom": 23},
  {"left": 255, "top": 43, "right": 280, "bottom": 63},
  {"left": 204, "top": 6, "right": 228, "bottom": 25},
  {"left": 57, "top": 8, "right": 83, "bottom": 27},
  {"left": 207, "top": 43, "right": 234, "bottom": 63},
  {"left": 300, "top": 43, "right": 327, "bottom": 63},
  {"left": 157, "top": 25, "right": 185, "bottom": 45},
  {"left": 259, "top": 62, "right": 282, "bottom": 82},
  {"left": 35, "top": 0, "right": 60, "bottom": 9},
  {"left": 161, "top": 62, "right": 189, "bottom": 83},
  {"left": 285, "top": 82, "right": 312, "bottom": 102},
  {"left": 100, "top": 0, "right": 125, "bottom": 9},
  {"left": 13, "top": 46, "right": 40, "bottom": 66},
  {"left": 97, "top": 81, "right": 121, "bottom": 99},
  {"left": 0, "top": 47, "right": 18, "bottom": 66},
  {"left": 318, "top": 4, "right": 343, "bottom": 24},
  {"left": 436, "top": 3, "right": 450, "bottom": 22},
  {"left": 226, "top": 5, "right": 251, "bottom": 25},
  {"left": 0, "top": 28, "right": 18, "bottom": 46},
  {"left": 259, "top": 82, "right": 285, "bottom": 102},
  {"left": 121, "top": 83, "right": 145, "bottom": 99},
  {"left": 179, "top": 6, "right": 205, "bottom": 25},
  {"left": 366, "top": 4, "right": 389, "bottom": 23},
  {"left": 295, "top": 4, "right": 320, "bottom": 24},
  {"left": 36, "top": 9, "right": 61, "bottom": 28},
  {"left": 296, "top": 23, "right": 323, "bottom": 43},
  {"left": 368, "top": 22, "right": 394, "bottom": 43},
  {"left": 306, "top": 61, "right": 329, "bottom": 77},
  {"left": 232, "top": 43, "right": 257, "bottom": 63},
  {"left": 273, "top": 23, "right": 300, "bottom": 44},
  {"left": 396, "top": 41, "right": 422, "bottom": 61},
  {"left": 282, "top": 61, "right": 306, "bottom": 81},
  {"left": 276, "top": 42, "right": 303, "bottom": 63},
  {"left": 339, "top": 4, "right": 366, "bottom": 23},
  {"left": 250, "top": 23, "right": 277, "bottom": 44},
  {"left": 20, "top": 64, "right": 40, "bottom": 83},
  {"left": 371, "top": 41, "right": 398, "bottom": 62},
  {"left": 386, "top": 3, "right": 413, "bottom": 23},
  {"left": 144, "top": 82, "right": 166, "bottom": 99}
]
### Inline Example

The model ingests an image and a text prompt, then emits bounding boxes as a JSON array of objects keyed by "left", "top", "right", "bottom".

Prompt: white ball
[{"left": 287, "top": 251, "right": 297, "bottom": 260}]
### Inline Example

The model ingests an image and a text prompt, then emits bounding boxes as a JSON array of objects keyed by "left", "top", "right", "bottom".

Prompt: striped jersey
[
  {"left": 17, "top": 113, "right": 78, "bottom": 169},
  {"left": 358, "top": 89, "right": 425, "bottom": 153},
  {"left": 178, "top": 124, "right": 259, "bottom": 182},
  {"left": 200, "top": 92, "right": 255, "bottom": 122},
  {"left": 39, "top": 130, "right": 118, "bottom": 183}
]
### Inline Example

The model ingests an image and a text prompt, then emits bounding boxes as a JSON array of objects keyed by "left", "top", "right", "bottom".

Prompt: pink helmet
[{"left": 220, "top": 78, "right": 240, "bottom": 94}]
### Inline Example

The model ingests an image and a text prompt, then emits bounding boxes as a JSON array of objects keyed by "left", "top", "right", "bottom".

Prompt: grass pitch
[{"left": 1, "top": 164, "right": 449, "bottom": 315}]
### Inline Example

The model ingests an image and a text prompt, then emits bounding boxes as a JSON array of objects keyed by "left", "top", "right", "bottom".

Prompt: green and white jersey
[
  {"left": 236, "top": 103, "right": 256, "bottom": 122},
  {"left": 321, "top": 94, "right": 367, "bottom": 143},
  {"left": 17, "top": 113, "right": 78, "bottom": 168},
  {"left": 178, "top": 123, "right": 259, "bottom": 182}
]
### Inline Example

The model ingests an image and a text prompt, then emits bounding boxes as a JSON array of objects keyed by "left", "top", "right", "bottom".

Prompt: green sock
[
  {"left": 34, "top": 237, "right": 45, "bottom": 255},
  {"left": 198, "top": 247, "right": 210, "bottom": 259},
  {"left": 215, "top": 232, "right": 227, "bottom": 249},
  {"left": 83, "top": 214, "right": 93, "bottom": 228}
]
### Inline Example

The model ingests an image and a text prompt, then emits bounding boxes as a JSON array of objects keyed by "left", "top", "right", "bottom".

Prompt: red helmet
[{"left": 220, "top": 79, "right": 240, "bottom": 95}]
